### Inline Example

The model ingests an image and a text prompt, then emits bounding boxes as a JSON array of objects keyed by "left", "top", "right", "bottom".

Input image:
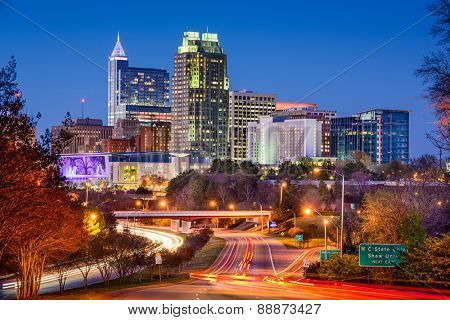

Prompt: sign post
[
  {"left": 295, "top": 234, "right": 303, "bottom": 248},
  {"left": 268, "top": 221, "right": 277, "bottom": 228},
  {"left": 320, "top": 249, "right": 340, "bottom": 260},
  {"left": 303, "top": 259, "right": 310, "bottom": 268},
  {"left": 267, "top": 221, "right": 277, "bottom": 234},
  {"left": 155, "top": 252, "right": 162, "bottom": 282},
  {"left": 359, "top": 244, "right": 407, "bottom": 267}
]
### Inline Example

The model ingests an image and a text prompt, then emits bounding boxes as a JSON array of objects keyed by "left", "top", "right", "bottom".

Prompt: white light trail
[{"left": 1, "top": 225, "right": 183, "bottom": 290}]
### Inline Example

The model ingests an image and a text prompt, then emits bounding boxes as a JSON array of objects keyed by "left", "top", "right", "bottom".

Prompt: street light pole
[
  {"left": 340, "top": 174, "right": 344, "bottom": 257},
  {"left": 286, "top": 209, "right": 296, "bottom": 233},
  {"left": 216, "top": 203, "right": 219, "bottom": 229},
  {"left": 305, "top": 208, "right": 339, "bottom": 251},
  {"left": 279, "top": 181, "right": 287, "bottom": 206},
  {"left": 313, "top": 168, "right": 345, "bottom": 257},
  {"left": 84, "top": 181, "right": 91, "bottom": 206},
  {"left": 324, "top": 219, "right": 328, "bottom": 258},
  {"left": 280, "top": 185, "right": 283, "bottom": 206},
  {"left": 253, "top": 202, "right": 264, "bottom": 232}
]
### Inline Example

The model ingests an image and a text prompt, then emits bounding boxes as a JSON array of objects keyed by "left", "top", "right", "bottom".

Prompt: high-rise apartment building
[
  {"left": 229, "top": 90, "right": 276, "bottom": 161},
  {"left": 274, "top": 102, "right": 336, "bottom": 157},
  {"left": 108, "top": 34, "right": 170, "bottom": 127},
  {"left": 51, "top": 118, "right": 113, "bottom": 154},
  {"left": 331, "top": 109, "right": 409, "bottom": 164},
  {"left": 170, "top": 31, "right": 230, "bottom": 159},
  {"left": 247, "top": 116, "right": 322, "bottom": 165}
]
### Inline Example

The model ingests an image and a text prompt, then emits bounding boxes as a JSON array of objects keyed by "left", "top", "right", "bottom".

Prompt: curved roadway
[
  {"left": 0, "top": 225, "right": 183, "bottom": 300},
  {"left": 98, "top": 230, "right": 449, "bottom": 300}
]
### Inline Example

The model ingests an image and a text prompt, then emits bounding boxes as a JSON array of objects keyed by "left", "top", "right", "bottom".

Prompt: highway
[
  {"left": 2, "top": 228, "right": 448, "bottom": 300},
  {"left": 0, "top": 225, "right": 183, "bottom": 300},
  {"left": 98, "top": 230, "right": 450, "bottom": 300}
]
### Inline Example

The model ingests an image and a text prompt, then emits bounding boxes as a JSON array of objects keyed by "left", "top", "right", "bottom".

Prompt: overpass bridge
[{"left": 113, "top": 210, "right": 271, "bottom": 233}]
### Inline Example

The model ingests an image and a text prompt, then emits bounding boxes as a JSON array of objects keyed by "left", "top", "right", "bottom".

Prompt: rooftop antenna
[
  {"left": 80, "top": 98, "right": 86, "bottom": 119},
  {"left": 206, "top": 25, "right": 209, "bottom": 33},
  {"left": 117, "top": 32, "right": 120, "bottom": 42}
]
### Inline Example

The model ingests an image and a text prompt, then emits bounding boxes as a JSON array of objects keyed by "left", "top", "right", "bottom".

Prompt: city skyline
[
  {"left": 0, "top": 0, "right": 441, "bottom": 158},
  {"left": 0, "top": 0, "right": 448, "bottom": 307}
]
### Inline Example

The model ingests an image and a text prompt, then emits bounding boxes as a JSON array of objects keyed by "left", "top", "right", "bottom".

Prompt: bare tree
[
  {"left": 416, "top": 0, "right": 450, "bottom": 147},
  {"left": 52, "top": 259, "right": 73, "bottom": 293},
  {"left": 108, "top": 232, "right": 150, "bottom": 285},
  {"left": 90, "top": 235, "right": 113, "bottom": 287}
]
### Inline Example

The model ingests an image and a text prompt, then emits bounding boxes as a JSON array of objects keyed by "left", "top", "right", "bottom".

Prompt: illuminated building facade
[
  {"left": 229, "top": 90, "right": 276, "bottom": 161},
  {"left": 248, "top": 116, "right": 322, "bottom": 165},
  {"left": 137, "top": 123, "right": 171, "bottom": 152},
  {"left": 112, "top": 119, "right": 140, "bottom": 139},
  {"left": 274, "top": 102, "right": 336, "bottom": 157},
  {"left": 101, "top": 138, "right": 133, "bottom": 153},
  {"left": 60, "top": 152, "right": 211, "bottom": 189},
  {"left": 170, "top": 31, "right": 230, "bottom": 159},
  {"left": 331, "top": 109, "right": 409, "bottom": 164},
  {"left": 108, "top": 34, "right": 170, "bottom": 127},
  {"left": 51, "top": 118, "right": 113, "bottom": 154}
]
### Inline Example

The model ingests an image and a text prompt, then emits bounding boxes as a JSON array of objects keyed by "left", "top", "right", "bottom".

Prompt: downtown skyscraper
[
  {"left": 107, "top": 34, "right": 170, "bottom": 127},
  {"left": 229, "top": 90, "right": 276, "bottom": 161},
  {"left": 331, "top": 109, "right": 410, "bottom": 164},
  {"left": 170, "top": 32, "right": 230, "bottom": 159}
]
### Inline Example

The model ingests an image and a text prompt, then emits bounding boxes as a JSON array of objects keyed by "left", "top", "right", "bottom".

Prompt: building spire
[{"left": 111, "top": 32, "right": 126, "bottom": 57}]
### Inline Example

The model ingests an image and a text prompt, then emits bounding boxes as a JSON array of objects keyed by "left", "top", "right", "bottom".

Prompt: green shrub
[{"left": 318, "top": 254, "right": 366, "bottom": 279}]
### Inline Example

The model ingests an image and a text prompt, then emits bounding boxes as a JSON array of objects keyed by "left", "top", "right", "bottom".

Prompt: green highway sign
[
  {"left": 320, "top": 249, "right": 340, "bottom": 260},
  {"left": 359, "top": 243, "right": 407, "bottom": 267},
  {"left": 295, "top": 234, "right": 303, "bottom": 241}
]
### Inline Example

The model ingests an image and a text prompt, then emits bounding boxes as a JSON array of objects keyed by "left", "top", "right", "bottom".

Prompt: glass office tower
[
  {"left": 108, "top": 34, "right": 170, "bottom": 127},
  {"left": 331, "top": 109, "right": 410, "bottom": 164},
  {"left": 170, "top": 31, "right": 230, "bottom": 159}
]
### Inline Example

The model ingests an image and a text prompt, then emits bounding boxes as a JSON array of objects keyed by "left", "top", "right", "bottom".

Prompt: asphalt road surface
[
  {"left": 0, "top": 226, "right": 183, "bottom": 300},
  {"left": 98, "top": 231, "right": 449, "bottom": 300}
]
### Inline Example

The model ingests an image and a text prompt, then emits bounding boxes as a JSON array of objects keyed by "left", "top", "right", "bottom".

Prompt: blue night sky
[{"left": 0, "top": 0, "right": 441, "bottom": 157}]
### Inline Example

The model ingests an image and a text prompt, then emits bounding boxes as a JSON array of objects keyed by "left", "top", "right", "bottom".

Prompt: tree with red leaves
[{"left": 0, "top": 58, "right": 86, "bottom": 299}]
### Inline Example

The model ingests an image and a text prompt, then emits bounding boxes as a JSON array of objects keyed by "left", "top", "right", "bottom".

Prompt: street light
[
  {"left": 135, "top": 199, "right": 144, "bottom": 210},
  {"left": 304, "top": 207, "right": 340, "bottom": 251},
  {"left": 90, "top": 213, "right": 97, "bottom": 221},
  {"left": 228, "top": 203, "right": 235, "bottom": 211},
  {"left": 313, "top": 168, "right": 345, "bottom": 257},
  {"left": 286, "top": 209, "right": 297, "bottom": 235},
  {"left": 209, "top": 200, "right": 219, "bottom": 229},
  {"left": 84, "top": 181, "right": 91, "bottom": 206},
  {"left": 324, "top": 219, "right": 329, "bottom": 257},
  {"left": 279, "top": 181, "right": 287, "bottom": 206},
  {"left": 209, "top": 200, "right": 218, "bottom": 211},
  {"left": 253, "top": 202, "right": 264, "bottom": 232},
  {"left": 159, "top": 199, "right": 169, "bottom": 211}
]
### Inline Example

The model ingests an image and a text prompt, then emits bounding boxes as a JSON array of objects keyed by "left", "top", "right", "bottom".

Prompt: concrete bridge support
[
  {"left": 181, "top": 220, "right": 192, "bottom": 233},
  {"left": 170, "top": 219, "right": 180, "bottom": 233}
]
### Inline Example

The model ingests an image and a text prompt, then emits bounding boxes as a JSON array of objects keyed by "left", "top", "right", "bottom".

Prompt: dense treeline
[{"left": 0, "top": 58, "right": 87, "bottom": 298}]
